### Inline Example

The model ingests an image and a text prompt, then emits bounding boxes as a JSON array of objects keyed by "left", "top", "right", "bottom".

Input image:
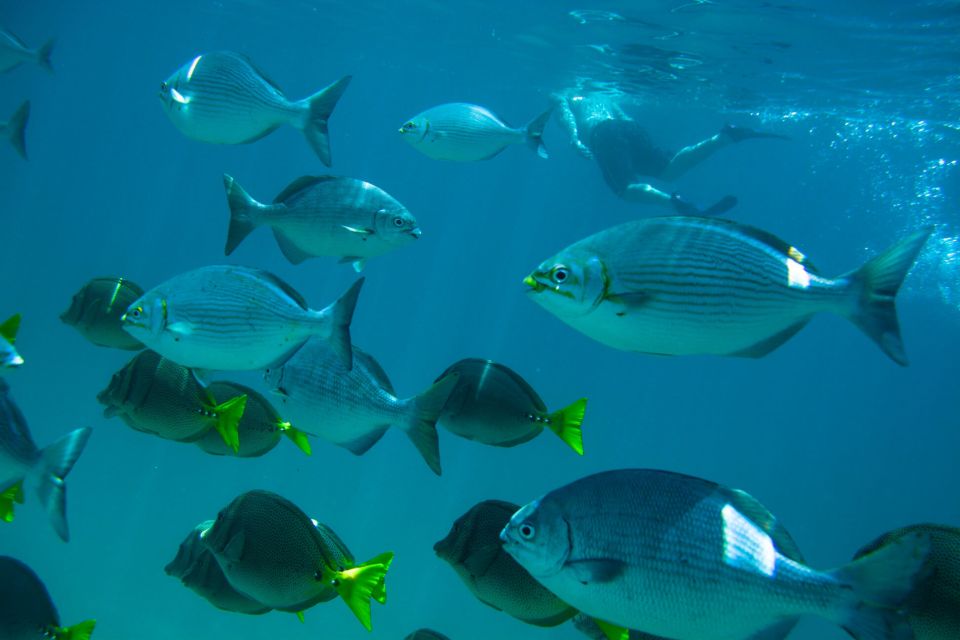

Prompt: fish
[
  {"left": 201, "top": 490, "right": 393, "bottom": 630},
  {"left": 264, "top": 338, "right": 457, "bottom": 475},
  {"left": 524, "top": 217, "right": 932, "bottom": 365},
  {"left": 0, "top": 28, "right": 53, "bottom": 73},
  {"left": 436, "top": 358, "right": 586, "bottom": 454},
  {"left": 501, "top": 468, "right": 930, "bottom": 640},
  {"left": 97, "top": 350, "right": 246, "bottom": 451},
  {"left": 223, "top": 174, "right": 421, "bottom": 271},
  {"left": 60, "top": 277, "right": 145, "bottom": 350},
  {"left": 0, "top": 314, "right": 24, "bottom": 371},
  {"left": 0, "top": 380, "right": 90, "bottom": 541},
  {"left": 159, "top": 52, "right": 351, "bottom": 166},
  {"left": 435, "top": 499, "right": 577, "bottom": 627},
  {"left": 0, "top": 556, "right": 95, "bottom": 640},
  {"left": 121, "top": 265, "right": 363, "bottom": 372},
  {"left": 854, "top": 524, "right": 960, "bottom": 640},
  {"left": 404, "top": 630, "right": 451, "bottom": 640},
  {"left": 165, "top": 520, "right": 272, "bottom": 615},
  {"left": 399, "top": 103, "right": 552, "bottom": 161},
  {"left": 194, "top": 381, "right": 310, "bottom": 458},
  {"left": 0, "top": 100, "right": 29, "bottom": 159}
]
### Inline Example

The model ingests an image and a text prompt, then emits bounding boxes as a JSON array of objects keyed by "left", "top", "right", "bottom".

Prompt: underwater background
[{"left": 2, "top": 1, "right": 958, "bottom": 639}]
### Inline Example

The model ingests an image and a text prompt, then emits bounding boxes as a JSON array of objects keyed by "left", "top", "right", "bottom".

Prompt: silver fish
[
  {"left": 264, "top": 338, "right": 456, "bottom": 475},
  {"left": 0, "top": 28, "right": 53, "bottom": 73},
  {"left": 525, "top": 217, "right": 932, "bottom": 365},
  {"left": 0, "top": 100, "right": 28, "bottom": 160},
  {"left": 223, "top": 174, "right": 420, "bottom": 271},
  {"left": 0, "top": 556, "right": 95, "bottom": 640},
  {"left": 502, "top": 468, "right": 930, "bottom": 640},
  {"left": 0, "top": 314, "right": 23, "bottom": 371},
  {"left": 121, "top": 265, "right": 363, "bottom": 372},
  {"left": 0, "top": 379, "right": 90, "bottom": 541},
  {"left": 61, "top": 276, "right": 145, "bottom": 350},
  {"left": 399, "top": 103, "right": 551, "bottom": 161},
  {"left": 159, "top": 52, "right": 350, "bottom": 166}
]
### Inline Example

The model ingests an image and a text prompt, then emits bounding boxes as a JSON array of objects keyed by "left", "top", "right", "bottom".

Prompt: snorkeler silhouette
[{"left": 554, "top": 89, "right": 788, "bottom": 216}]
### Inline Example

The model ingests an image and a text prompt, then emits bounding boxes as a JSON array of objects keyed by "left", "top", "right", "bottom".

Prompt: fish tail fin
[
  {"left": 36, "top": 39, "right": 54, "bottom": 73},
  {"left": 829, "top": 529, "right": 931, "bottom": 640},
  {"left": 36, "top": 426, "right": 92, "bottom": 542},
  {"left": 841, "top": 227, "right": 932, "bottom": 366},
  {"left": 277, "top": 421, "right": 312, "bottom": 455},
  {"left": 365, "top": 551, "right": 393, "bottom": 605},
  {"left": 524, "top": 106, "right": 553, "bottom": 159},
  {"left": 53, "top": 619, "right": 97, "bottom": 640},
  {"left": 0, "top": 313, "right": 22, "bottom": 343},
  {"left": 402, "top": 373, "right": 459, "bottom": 476},
  {"left": 211, "top": 394, "right": 247, "bottom": 453},
  {"left": 545, "top": 398, "right": 587, "bottom": 455},
  {"left": 301, "top": 75, "right": 352, "bottom": 166},
  {"left": 322, "top": 277, "right": 364, "bottom": 370},
  {"left": 6, "top": 101, "right": 29, "bottom": 160},
  {"left": 332, "top": 551, "right": 394, "bottom": 631},
  {"left": 223, "top": 174, "right": 266, "bottom": 255},
  {"left": 0, "top": 481, "right": 25, "bottom": 523}
]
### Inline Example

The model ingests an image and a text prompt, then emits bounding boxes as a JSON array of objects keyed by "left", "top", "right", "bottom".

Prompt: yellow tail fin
[
  {"left": 546, "top": 398, "right": 587, "bottom": 455},
  {"left": 363, "top": 552, "right": 394, "bottom": 605},
  {"left": 0, "top": 313, "right": 21, "bottom": 343},
  {"left": 0, "top": 481, "right": 24, "bottom": 523},
  {"left": 333, "top": 551, "right": 394, "bottom": 630},
  {"left": 593, "top": 618, "right": 629, "bottom": 640},
  {"left": 211, "top": 394, "right": 247, "bottom": 453},
  {"left": 278, "top": 421, "right": 312, "bottom": 455},
  {"left": 54, "top": 619, "right": 96, "bottom": 640}
]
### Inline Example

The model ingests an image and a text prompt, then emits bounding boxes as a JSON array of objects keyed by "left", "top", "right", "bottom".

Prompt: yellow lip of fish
[{"left": 523, "top": 275, "right": 545, "bottom": 292}]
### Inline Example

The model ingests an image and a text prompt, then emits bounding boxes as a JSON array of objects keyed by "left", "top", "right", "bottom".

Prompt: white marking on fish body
[
  {"left": 721, "top": 504, "right": 776, "bottom": 577},
  {"left": 187, "top": 54, "right": 202, "bottom": 80},
  {"left": 786, "top": 258, "right": 811, "bottom": 289}
]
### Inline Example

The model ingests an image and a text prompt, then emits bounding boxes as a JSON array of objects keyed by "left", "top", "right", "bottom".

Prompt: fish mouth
[
  {"left": 523, "top": 274, "right": 545, "bottom": 293},
  {"left": 408, "top": 228, "right": 422, "bottom": 239}
]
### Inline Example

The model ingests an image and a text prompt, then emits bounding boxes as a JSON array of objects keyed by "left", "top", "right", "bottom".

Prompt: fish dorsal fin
[
  {"left": 232, "top": 53, "right": 284, "bottom": 93},
  {"left": 0, "top": 314, "right": 21, "bottom": 344},
  {"left": 354, "top": 347, "right": 395, "bottom": 395},
  {"left": 722, "top": 487, "right": 805, "bottom": 563},
  {"left": 684, "top": 217, "right": 820, "bottom": 274},
  {"left": 253, "top": 269, "right": 310, "bottom": 310},
  {"left": 273, "top": 175, "right": 337, "bottom": 204}
]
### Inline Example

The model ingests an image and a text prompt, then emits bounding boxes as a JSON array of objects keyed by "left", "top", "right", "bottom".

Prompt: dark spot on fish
[
  {"left": 616, "top": 311, "right": 626, "bottom": 317},
  {"left": 314, "top": 569, "right": 323, "bottom": 581}
]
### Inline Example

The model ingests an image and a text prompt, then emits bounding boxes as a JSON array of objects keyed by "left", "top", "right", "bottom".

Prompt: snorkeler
[{"left": 553, "top": 88, "right": 788, "bottom": 216}]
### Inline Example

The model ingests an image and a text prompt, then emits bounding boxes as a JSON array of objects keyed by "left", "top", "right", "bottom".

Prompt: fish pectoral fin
[
  {"left": 166, "top": 321, "right": 196, "bottom": 336},
  {"left": 223, "top": 530, "right": 246, "bottom": 562},
  {"left": 565, "top": 558, "right": 626, "bottom": 584},
  {"left": 604, "top": 291, "right": 651, "bottom": 309},
  {"left": 592, "top": 618, "right": 630, "bottom": 640},
  {"left": 341, "top": 225, "right": 375, "bottom": 236}
]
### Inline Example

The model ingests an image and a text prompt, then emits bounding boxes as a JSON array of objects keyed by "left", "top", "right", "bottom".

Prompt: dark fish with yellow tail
[
  {"left": 61, "top": 277, "right": 145, "bottom": 350},
  {"left": 195, "top": 381, "right": 310, "bottom": 458},
  {"left": 0, "top": 556, "right": 95, "bottom": 639},
  {"left": 854, "top": 524, "right": 960, "bottom": 640},
  {"left": 97, "top": 350, "right": 246, "bottom": 452},
  {"left": 525, "top": 218, "right": 932, "bottom": 365},
  {"left": 436, "top": 359, "right": 585, "bottom": 454},
  {"left": 0, "top": 379, "right": 90, "bottom": 541},
  {"left": 202, "top": 490, "right": 392, "bottom": 630}
]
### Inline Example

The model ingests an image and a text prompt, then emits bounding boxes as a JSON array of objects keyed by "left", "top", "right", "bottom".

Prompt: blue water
[{"left": 2, "top": 1, "right": 958, "bottom": 638}]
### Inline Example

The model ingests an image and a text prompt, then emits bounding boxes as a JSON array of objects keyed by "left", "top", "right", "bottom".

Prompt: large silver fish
[
  {"left": 159, "top": 52, "right": 350, "bottom": 166},
  {"left": 525, "top": 217, "right": 932, "bottom": 365},
  {"left": 0, "top": 314, "right": 24, "bottom": 371},
  {"left": 223, "top": 174, "right": 420, "bottom": 271},
  {"left": 0, "top": 28, "right": 53, "bottom": 73},
  {"left": 502, "top": 468, "right": 930, "bottom": 640},
  {"left": 121, "top": 266, "right": 363, "bottom": 372},
  {"left": 0, "top": 100, "right": 28, "bottom": 160},
  {"left": 0, "top": 379, "right": 90, "bottom": 541},
  {"left": 0, "top": 556, "right": 95, "bottom": 640},
  {"left": 264, "top": 339, "right": 456, "bottom": 475},
  {"left": 399, "top": 103, "right": 551, "bottom": 161}
]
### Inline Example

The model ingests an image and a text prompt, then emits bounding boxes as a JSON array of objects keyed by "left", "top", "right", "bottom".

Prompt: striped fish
[
  {"left": 0, "top": 379, "right": 90, "bottom": 541},
  {"left": 159, "top": 52, "right": 351, "bottom": 166},
  {"left": 524, "top": 217, "right": 932, "bottom": 365},
  {"left": 121, "top": 265, "right": 363, "bottom": 372},
  {"left": 223, "top": 174, "right": 420, "bottom": 271},
  {"left": 0, "top": 27, "right": 53, "bottom": 73},
  {"left": 0, "top": 100, "right": 28, "bottom": 160},
  {"left": 264, "top": 338, "right": 457, "bottom": 475},
  {"left": 399, "top": 103, "right": 552, "bottom": 161}
]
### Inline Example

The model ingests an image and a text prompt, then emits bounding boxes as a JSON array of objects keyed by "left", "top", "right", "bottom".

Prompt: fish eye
[
  {"left": 550, "top": 266, "right": 570, "bottom": 284},
  {"left": 130, "top": 306, "right": 143, "bottom": 319},
  {"left": 160, "top": 82, "right": 168, "bottom": 92},
  {"left": 519, "top": 523, "right": 536, "bottom": 540},
  {"left": 393, "top": 217, "right": 404, "bottom": 227},
  {"left": 402, "top": 121, "right": 415, "bottom": 131}
]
